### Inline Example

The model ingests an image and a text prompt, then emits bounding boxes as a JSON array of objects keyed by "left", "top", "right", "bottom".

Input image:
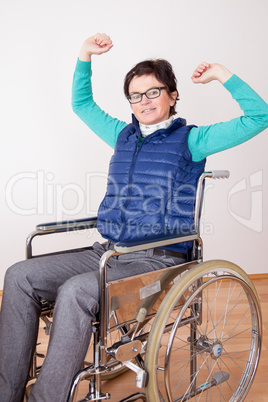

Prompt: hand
[
  {"left": 191, "top": 62, "right": 233, "bottom": 85},
  {"left": 79, "top": 33, "right": 113, "bottom": 62}
]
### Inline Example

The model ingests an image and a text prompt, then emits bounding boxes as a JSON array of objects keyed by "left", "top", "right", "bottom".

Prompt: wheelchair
[{"left": 25, "top": 170, "right": 262, "bottom": 402}]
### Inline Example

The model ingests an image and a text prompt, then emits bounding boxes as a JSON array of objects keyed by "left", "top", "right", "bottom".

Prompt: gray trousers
[{"left": 0, "top": 241, "right": 185, "bottom": 402}]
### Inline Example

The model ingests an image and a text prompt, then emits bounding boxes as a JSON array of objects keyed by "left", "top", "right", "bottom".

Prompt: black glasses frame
[{"left": 127, "top": 87, "right": 166, "bottom": 104}]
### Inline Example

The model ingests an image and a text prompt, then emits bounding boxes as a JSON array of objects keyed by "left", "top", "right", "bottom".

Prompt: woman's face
[{"left": 128, "top": 74, "right": 177, "bottom": 126}]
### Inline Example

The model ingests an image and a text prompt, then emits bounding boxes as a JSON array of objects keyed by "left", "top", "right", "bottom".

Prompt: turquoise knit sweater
[{"left": 72, "top": 59, "right": 268, "bottom": 162}]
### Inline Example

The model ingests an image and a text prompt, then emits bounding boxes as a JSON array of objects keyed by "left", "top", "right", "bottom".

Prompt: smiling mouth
[{"left": 142, "top": 108, "right": 155, "bottom": 113}]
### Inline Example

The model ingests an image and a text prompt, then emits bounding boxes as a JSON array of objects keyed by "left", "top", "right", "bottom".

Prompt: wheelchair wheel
[{"left": 145, "top": 260, "right": 262, "bottom": 401}]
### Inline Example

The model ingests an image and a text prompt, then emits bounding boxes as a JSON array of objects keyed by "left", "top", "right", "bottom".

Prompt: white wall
[{"left": 1, "top": 0, "right": 267, "bottom": 288}]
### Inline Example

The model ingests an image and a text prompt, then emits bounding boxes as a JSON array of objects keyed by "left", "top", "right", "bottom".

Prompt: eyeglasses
[{"left": 127, "top": 87, "right": 166, "bottom": 104}]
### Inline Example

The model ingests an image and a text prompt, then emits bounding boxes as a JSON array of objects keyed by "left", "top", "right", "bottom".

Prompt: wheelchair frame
[{"left": 25, "top": 171, "right": 262, "bottom": 402}]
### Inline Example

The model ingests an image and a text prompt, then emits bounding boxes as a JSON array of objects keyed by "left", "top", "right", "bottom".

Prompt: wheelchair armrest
[
  {"left": 36, "top": 217, "right": 97, "bottom": 233},
  {"left": 26, "top": 217, "right": 98, "bottom": 259},
  {"left": 114, "top": 230, "right": 199, "bottom": 254}
]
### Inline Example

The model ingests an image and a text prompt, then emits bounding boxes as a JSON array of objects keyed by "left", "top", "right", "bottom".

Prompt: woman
[
  {"left": 0, "top": 33, "right": 267, "bottom": 402},
  {"left": 73, "top": 33, "right": 268, "bottom": 250}
]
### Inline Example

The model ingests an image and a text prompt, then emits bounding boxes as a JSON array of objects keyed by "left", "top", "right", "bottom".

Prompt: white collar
[{"left": 139, "top": 116, "right": 174, "bottom": 137}]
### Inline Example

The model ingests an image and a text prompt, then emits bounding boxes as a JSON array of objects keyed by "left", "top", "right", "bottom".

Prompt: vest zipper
[
  {"left": 119, "top": 136, "right": 144, "bottom": 240},
  {"left": 118, "top": 129, "right": 171, "bottom": 240}
]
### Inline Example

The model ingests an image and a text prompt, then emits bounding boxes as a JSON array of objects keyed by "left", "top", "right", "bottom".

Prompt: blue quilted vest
[{"left": 97, "top": 115, "right": 206, "bottom": 252}]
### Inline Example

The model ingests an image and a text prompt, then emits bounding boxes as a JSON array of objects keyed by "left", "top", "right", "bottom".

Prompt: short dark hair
[{"left": 124, "top": 59, "right": 179, "bottom": 116}]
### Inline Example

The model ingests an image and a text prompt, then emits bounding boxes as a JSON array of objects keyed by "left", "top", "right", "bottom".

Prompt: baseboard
[{"left": 249, "top": 273, "right": 268, "bottom": 280}]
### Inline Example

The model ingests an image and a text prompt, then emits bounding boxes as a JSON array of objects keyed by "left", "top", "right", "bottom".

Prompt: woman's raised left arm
[{"left": 188, "top": 63, "right": 268, "bottom": 162}]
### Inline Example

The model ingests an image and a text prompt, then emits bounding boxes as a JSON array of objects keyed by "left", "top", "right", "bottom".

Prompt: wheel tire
[{"left": 145, "top": 260, "right": 262, "bottom": 401}]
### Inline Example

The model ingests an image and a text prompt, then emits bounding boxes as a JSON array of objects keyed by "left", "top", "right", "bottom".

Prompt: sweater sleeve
[
  {"left": 71, "top": 59, "right": 128, "bottom": 148},
  {"left": 188, "top": 75, "right": 268, "bottom": 162}
]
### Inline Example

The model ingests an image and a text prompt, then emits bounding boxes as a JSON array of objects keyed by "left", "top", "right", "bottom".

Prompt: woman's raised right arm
[{"left": 72, "top": 34, "right": 127, "bottom": 148}]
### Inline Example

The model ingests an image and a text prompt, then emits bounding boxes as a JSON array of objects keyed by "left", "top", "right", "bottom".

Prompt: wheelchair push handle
[
  {"left": 194, "top": 170, "right": 230, "bottom": 233},
  {"left": 210, "top": 170, "right": 230, "bottom": 179}
]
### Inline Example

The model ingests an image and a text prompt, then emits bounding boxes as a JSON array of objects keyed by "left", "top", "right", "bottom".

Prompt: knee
[
  {"left": 56, "top": 273, "right": 100, "bottom": 319},
  {"left": 2, "top": 260, "right": 41, "bottom": 307},
  {"left": 4, "top": 260, "right": 28, "bottom": 289},
  {"left": 57, "top": 277, "right": 78, "bottom": 303},
  {"left": 58, "top": 272, "right": 99, "bottom": 300}
]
